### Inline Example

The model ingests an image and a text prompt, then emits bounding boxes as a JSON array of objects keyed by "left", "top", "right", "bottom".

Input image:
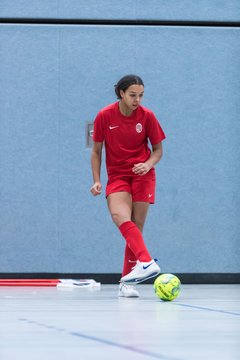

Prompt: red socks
[
  {"left": 122, "top": 245, "right": 136, "bottom": 277},
  {"left": 119, "top": 221, "right": 152, "bottom": 276}
]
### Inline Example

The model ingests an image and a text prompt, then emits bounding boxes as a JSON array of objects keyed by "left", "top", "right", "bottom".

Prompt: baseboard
[{"left": 0, "top": 273, "right": 239, "bottom": 284}]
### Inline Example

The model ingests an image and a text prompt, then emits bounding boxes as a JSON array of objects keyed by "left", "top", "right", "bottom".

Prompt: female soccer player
[{"left": 90, "top": 75, "right": 165, "bottom": 297}]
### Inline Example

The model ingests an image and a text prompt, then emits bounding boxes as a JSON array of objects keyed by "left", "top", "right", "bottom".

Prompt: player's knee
[{"left": 111, "top": 213, "right": 129, "bottom": 227}]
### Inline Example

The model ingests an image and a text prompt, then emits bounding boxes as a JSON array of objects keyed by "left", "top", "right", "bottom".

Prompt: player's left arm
[{"left": 132, "top": 142, "right": 163, "bottom": 176}]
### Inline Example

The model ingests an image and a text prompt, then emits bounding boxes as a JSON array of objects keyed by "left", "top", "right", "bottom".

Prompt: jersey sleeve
[
  {"left": 93, "top": 111, "right": 104, "bottom": 142},
  {"left": 146, "top": 111, "right": 166, "bottom": 145}
]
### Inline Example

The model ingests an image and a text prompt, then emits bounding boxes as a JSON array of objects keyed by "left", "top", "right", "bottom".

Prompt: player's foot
[
  {"left": 118, "top": 283, "right": 139, "bottom": 297},
  {"left": 120, "top": 259, "right": 160, "bottom": 284}
]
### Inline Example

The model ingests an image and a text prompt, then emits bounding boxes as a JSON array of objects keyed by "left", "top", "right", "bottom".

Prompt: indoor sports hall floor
[{"left": 1, "top": 284, "right": 239, "bottom": 360}]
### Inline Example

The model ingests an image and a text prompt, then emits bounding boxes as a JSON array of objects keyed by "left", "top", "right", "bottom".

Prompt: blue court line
[
  {"left": 19, "top": 318, "right": 183, "bottom": 360},
  {"left": 173, "top": 303, "right": 240, "bottom": 316}
]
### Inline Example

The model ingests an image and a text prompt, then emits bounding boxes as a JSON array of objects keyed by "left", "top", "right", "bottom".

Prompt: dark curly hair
[{"left": 114, "top": 75, "right": 144, "bottom": 99}]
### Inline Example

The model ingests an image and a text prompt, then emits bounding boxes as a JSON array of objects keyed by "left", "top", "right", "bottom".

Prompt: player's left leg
[{"left": 132, "top": 201, "right": 149, "bottom": 233}]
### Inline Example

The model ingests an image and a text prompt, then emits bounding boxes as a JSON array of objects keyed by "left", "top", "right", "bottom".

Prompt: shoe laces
[{"left": 130, "top": 259, "right": 158, "bottom": 270}]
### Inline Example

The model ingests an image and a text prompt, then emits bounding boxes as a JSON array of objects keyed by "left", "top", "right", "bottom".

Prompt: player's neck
[{"left": 118, "top": 101, "right": 133, "bottom": 117}]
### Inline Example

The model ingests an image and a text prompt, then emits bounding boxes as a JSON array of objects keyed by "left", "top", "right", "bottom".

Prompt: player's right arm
[{"left": 90, "top": 141, "right": 103, "bottom": 196}]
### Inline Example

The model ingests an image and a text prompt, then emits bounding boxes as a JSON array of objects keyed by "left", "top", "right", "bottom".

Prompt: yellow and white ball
[{"left": 154, "top": 273, "right": 181, "bottom": 301}]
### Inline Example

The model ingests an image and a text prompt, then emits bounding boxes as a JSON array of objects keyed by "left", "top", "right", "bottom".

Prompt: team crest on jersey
[{"left": 136, "top": 123, "right": 143, "bottom": 133}]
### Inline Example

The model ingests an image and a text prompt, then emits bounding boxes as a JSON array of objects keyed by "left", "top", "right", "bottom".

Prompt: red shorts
[{"left": 106, "top": 170, "right": 156, "bottom": 204}]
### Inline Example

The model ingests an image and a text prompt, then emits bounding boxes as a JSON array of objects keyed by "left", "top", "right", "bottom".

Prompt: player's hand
[
  {"left": 132, "top": 162, "right": 151, "bottom": 176},
  {"left": 90, "top": 182, "right": 102, "bottom": 196}
]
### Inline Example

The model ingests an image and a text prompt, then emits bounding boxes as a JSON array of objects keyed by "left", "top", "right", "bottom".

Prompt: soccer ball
[{"left": 154, "top": 273, "right": 181, "bottom": 301}]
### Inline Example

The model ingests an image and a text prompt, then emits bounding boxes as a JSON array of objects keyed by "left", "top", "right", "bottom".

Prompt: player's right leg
[
  {"left": 107, "top": 192, "right": 152, "bottom": 262},
  {"left": 107, "top": 190, "right": 140, "bottom": 297},
  {"left": 119, "top": 174, "right": 161, "bottom": 284},
  {"left": 122, "top": 201, "right": 151, "bottom": 277}
]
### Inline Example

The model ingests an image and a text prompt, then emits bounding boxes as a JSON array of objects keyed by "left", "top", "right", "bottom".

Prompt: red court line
[{"left": 0, "top": 279, "right": 60, "bottom": 286}]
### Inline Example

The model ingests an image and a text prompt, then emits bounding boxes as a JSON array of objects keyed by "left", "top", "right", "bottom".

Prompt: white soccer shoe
[
  {"left": 120, "top": 259, "right": 160, "bottom": 284},
  {"left": 118, "top": 283, "right": 139, "bottom": 298}
]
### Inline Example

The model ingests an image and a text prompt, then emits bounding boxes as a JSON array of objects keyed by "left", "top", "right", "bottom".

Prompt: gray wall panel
[
  {"left": 1, "top": 1, "right": 240, "bottom": 22},
  {"left": 0, "top": 24, "right": 239, "bottom": 273}
]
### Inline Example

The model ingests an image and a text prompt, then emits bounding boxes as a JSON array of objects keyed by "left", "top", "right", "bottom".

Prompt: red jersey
[{"left": 93, "top": 102, "right": 165, "bottom": 179}]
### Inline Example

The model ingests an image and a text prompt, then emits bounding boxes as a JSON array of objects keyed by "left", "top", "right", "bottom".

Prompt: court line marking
[
  {"left": 19, "top": 318, "right": 184, "bottom": 360},
  {"left": 173, "top": 302, "right": 240, "bottom": 316}
]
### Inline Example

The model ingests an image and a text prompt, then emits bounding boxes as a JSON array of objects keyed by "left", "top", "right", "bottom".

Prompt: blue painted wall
[
  {"left": 1, "top": 1, "right": 240, "bottom": 21},
  {"left": 0, "top": 2, "right": 239, "bottom": 273}
]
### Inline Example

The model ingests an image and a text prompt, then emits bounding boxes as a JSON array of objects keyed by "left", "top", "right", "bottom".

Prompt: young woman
[{"left": 90, "top": 75, "right": 166, "bottom": 297}]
